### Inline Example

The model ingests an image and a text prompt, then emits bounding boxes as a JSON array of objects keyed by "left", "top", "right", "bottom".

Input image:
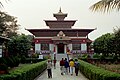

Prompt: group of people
[
  {"left": 46, "top": 58, "right": 80, "bottom": 78},
  {"left": 60, "top": 58, "right": 80, "bottom": 76}
]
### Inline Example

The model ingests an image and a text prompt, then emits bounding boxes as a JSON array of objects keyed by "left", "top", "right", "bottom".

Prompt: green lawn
[{"left": 8, "top": 64, "right": 31, "bottom": 73}]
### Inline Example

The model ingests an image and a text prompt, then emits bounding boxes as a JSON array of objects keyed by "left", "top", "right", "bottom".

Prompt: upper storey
[
  {"left": 44, "top": 8, "right": 77, "bottom": 29},
  {"left": 53, "top": 7, "right": 67, "bottom": 21}
]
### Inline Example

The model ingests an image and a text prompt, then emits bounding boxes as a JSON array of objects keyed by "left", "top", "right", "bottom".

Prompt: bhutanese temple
[{"left": 27, "top": 8, "right": 95, "bottom": 60}]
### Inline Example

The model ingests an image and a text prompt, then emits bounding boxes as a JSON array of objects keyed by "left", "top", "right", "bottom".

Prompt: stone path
[{"left": 35, "top": 62, "right": 88, "bottom": 80}]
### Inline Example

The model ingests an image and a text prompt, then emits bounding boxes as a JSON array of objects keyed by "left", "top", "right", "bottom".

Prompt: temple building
[{"left": 27, "top": 9, "right": 95, "bottom": 60}]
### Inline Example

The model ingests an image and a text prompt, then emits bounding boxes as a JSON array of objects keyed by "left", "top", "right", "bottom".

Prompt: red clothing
[
  {"left": 53, "top": 60, "right": 56, "bottom": 63},
  {"left": 60, "top": 60, "right": 65, "bottom": 66}
]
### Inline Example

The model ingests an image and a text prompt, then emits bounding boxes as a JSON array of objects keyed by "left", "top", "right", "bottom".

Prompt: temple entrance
[{"left": 57, "top": 43, "right": 64, "bottom": 54}]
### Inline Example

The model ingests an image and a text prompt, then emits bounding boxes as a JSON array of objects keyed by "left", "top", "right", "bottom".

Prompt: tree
[
  {"left": 90, "top": 0, "right": 120, "bottom": 12},
  {"left": 107, "top": 34, "right": 115, "bottom": 54},
  {"left": 113, "top": 28, "right": 120, "bottom": 56},
  {"left": 93, "top": 33, "right": 113, "bottom": 56},
  {"left": 7, "top": 34, "right": 33, "bottom": 56},
  {"left": 0, "top": 11, "right": 19, "bottom": 37}
]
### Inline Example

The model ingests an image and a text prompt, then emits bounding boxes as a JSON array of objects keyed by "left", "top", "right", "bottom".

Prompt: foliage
[
  {"left": 93, "top": 27, "right": 120, "bottom": 58},
  {"left": 0, "top": 58, "right": 8, "bottom": 72},
  {"left": 8, "top": 34, "right": 32, "bottom": 56},
  {"left": 99, "top": 54, "right": 105, "bottom": 61},
  {"left": 79, "top": 60, "right": 120, "bottom": 80},
  {"left": 14, "top": 56, "right": 20, "bottom": 67},
  {"left": 81, "top": 54, "right": 89, "bottom": 62},
  {"left": 93, "top": 53, "right": 100, "bottom": 58},
  {"left": 93, "top": 33, "right": 114, "bottom": 55},
  {"left": 0, "top": 0, "right": 9, "bottom": 8},
  {"left": 114, "top": 28, "right": 120, "bottom": 55},
  {"left": 0, "top": 61, "right": 47, "bottom": 80},
  {"left": 0, "top": 11, "right": 19, "bottom": 37},
  {"left": 20, "top": 55, "right": 26, "bottom": 64},
  {"left": 6, "top": 57, "right": 14, "bottom": 68},
  {"left": 0, "top": 64, "right": 8, "bottom": 71},
  {"left": 0, "top": 57, "right": 7, "bottom": 65},
  {"left": 113, "top": 55, "right": 118, "bottom": 62},
  {"left": 90, "top": 0, "right": 120, "bottom": 13},
  {"left": 25, "top": 58, "right": 46, "bottom": 63},
  {"left": 0, "top": 56, "right": 20, "bottom": 69}
]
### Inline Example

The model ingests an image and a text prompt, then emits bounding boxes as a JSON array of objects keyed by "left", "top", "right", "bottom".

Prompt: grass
[
  {"left": 96, "top": 63, "right": 120, "bottom": 74},
  {"left": 8, "top": 64, "right": 31, "bottom": 73}
]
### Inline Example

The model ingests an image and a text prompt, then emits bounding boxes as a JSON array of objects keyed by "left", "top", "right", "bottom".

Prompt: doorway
[{"left": 57, "top": 43, "right": 64, "bottom": 54}]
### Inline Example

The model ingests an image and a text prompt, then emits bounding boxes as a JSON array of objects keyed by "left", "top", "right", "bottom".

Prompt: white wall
[
  {"left": 64, "top": 45, "right": 66, "bottom": 53},
  {"left": 68, "top": 44, "right": 72, "bottom": 51},
  {"left": 81, "top": 43, "right": 87, "bottom": 51},
  {"left": 49, "top": 44, "right": 54, "bottom": 51},
  {"left": 35, "top": 44, "right": 40, "bottom": 53}
]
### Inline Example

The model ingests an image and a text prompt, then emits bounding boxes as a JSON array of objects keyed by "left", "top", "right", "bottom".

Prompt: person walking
[
  {"left": 60, "top": 58, "right": 65, "bottom": 75},
  {"left": 53, "top": 58, "right": 57, "bottom": 69},
  {"left": 64, "top": 58, "right": 69, "bottom": 75},
  {"left": 69, "top": 59, "right": 74, "bottom": 76},
  {"left": 47, "top": 59, "right": 52, "bottom": 78},
  {"left": 74, "top": 59, "right": 80, "bottom": 76}
]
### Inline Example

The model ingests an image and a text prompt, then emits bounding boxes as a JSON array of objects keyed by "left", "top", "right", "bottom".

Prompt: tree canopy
[
  {"left": 93, "top": 28, "right": 120, "bottom": 57},
  {"left": 93, "top": 33, "right": 114, "bottom": 54},
  {"left": 0, "top": 11, "right": 19, "bottom": 37},
  {"left": 8, "top": 34, "right": 33, "bottom": 56}
]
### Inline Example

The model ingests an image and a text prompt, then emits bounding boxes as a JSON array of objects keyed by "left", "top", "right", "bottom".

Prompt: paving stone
[{"left": 35, "top": 62, "right": 88, "bottom": 80}]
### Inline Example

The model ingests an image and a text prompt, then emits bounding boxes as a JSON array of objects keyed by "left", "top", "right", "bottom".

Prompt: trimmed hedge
[
  {"left": 79, "top": 60, "right": 120, "bottom": 80},
  {"left": 0, "top": 61, "right": 47, "bottom": 80}
]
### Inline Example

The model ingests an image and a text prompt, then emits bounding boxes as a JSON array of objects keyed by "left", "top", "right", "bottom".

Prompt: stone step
[
  {"left": 56, "top": 54, "right": 67, "bottom": 60},
  {"left": 50, "top": 53, "right": 73, "bottom": 60}
]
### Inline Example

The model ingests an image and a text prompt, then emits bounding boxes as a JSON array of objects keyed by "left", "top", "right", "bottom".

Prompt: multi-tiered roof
[{"left": 27, "top": 8, "right": 94, "bottom": 39}]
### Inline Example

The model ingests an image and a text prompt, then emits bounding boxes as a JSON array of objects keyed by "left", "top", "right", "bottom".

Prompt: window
[
  {"left": 72, "top": 44, "right": 81, "bottom": 50},
  {"left": 41, "top": 43, "right": 49, "bottom": 50}
]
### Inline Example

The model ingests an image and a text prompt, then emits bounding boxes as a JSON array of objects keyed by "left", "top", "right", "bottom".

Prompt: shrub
[
  {"left": 79, "top": 60, "right": 120, "bottom": 80},
  {"left": 113, "top": 55, "right": 118, "bottom": 62},
  {"left": 0, "top": 64, "right": 8, "bottom": 71},
  {"left": 0, "top": 61, "right": 47, "bottom": 80},
  {"left": 14, "top": 56, "right": 20, "bottom": 67},
  {"left": 6, "top": 57, "right": 14, "bottom": 68},
  {"left": 93, "top": 53, "right": 100, "bottom": 58},
  {"left": 20, "top": 55, "right": 26, "bottom": 64},
  {"left": 0, "top": 57, "right": 7, "bottom": 65}
]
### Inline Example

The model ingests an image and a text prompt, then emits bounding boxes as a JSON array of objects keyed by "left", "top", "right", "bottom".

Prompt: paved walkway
[{"left": 35, "top": 62, "right": 88, "bottom": 80}]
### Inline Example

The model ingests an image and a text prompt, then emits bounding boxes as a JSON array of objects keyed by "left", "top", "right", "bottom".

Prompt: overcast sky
[{"left": 1, "top": 0, "right": 120, "bottom": 40}]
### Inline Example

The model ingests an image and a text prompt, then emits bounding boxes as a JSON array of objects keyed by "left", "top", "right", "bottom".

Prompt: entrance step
[
  {"left": 50, "top": 53, "right": 73, "bottom": 60},
  {"left": 56, "top": 53, "right": 67, "bottom": 60}
]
